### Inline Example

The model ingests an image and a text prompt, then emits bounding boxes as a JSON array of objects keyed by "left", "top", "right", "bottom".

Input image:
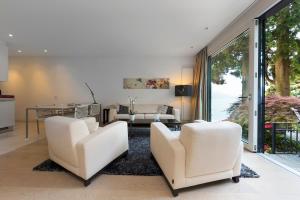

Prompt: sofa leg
[
  {"left": 232, "top": 176, "right": 240, "bottom": 183},
  {"left": 84, "top": 179, "right": 91, "bottom": 187}
]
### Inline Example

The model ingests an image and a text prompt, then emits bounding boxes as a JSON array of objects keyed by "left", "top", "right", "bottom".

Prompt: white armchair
[
  {"left": 150, "top": 121, "right": 243, "bottom": 196},
  {"left": 45, "top": 116, "right": 128, "bottom": 186}
]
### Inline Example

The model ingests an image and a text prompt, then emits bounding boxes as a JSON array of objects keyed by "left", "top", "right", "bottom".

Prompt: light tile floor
[
  {"left": 0, "top": 122, "right": 45, "bottom": 155},
  {"left": 263, "top": 153, "right": 300, "bottom": 175},
  {"left": 0, "top": 122, "right": 300, "bottom": 199}
]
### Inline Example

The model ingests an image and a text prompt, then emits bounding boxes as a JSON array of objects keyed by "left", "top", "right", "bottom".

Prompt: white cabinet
[
  {"left": 0, "top": 41, "right": 8, "bottom": 81},
  {"left": 0, "top": 99, "right": 15, "bottom": 129}
]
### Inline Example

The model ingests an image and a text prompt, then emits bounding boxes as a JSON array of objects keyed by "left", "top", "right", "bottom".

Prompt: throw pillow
[
  {"left": 118, "top": 105, "right": 129, "bottom": 114},
  {"left": 166, "top": 106, "right": 173, "bottom": 114},
  {"left": 87, "top": 122, "right": 100, "bottom": 133},
  {"left": 158, "top": 105, "right": 168, "bottom": 114},
  {"left": 82, "top": 117, "right": 99, "bottom": 133}
]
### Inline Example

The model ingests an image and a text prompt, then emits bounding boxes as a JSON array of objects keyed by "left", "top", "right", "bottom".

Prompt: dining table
[{"left": 25, "top": 104, "right": 76, "bottom": 139}]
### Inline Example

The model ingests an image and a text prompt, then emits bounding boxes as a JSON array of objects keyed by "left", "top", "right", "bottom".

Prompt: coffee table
[{"left": 117, "top": 119, "right": 181, "bottom": 131}]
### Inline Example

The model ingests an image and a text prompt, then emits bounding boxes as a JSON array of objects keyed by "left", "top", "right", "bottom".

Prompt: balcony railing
[{"left": 265, "top": 122, "right": 300, "bottom": 154}]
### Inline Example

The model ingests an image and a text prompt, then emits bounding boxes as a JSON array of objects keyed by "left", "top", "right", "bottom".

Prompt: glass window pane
[{"left": 210, "top": 31, "right": 250, "bottom": 141}]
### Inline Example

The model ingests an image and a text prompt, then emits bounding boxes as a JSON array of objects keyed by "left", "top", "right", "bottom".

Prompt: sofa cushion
[
  {"left": 135, "top": 114, "right": 145, "bottom": 119},
  {"left": 116, "top": 114, "right": 130, "bottom": 119},
  {"left": 116, "top": 113, "right": 145, "bottom": 119},
  {"left": 159, "top": 114, "right": 175, "bottom": 119},
  {"left": 144, "top": 114, "right": 155, "bottom": 119},
  {"left": 82, "top": 117, "right": 99, "bottom": 133},
  {"left": 145, "top": 114, "right": 160, "bottom": 119},
  {"left": 134, "top": 104, "right": 159, "bottom": 114},
  {"left": 145, "top": 114, "right": 174, "bottom": 120}
]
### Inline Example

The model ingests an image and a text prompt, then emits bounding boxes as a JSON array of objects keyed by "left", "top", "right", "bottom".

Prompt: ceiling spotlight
[
  {"left": 44, "top": 49, "right": 48, "bottom": 53},
  {"left": 8, "top": 33, "right": 14, "bottom": 38},
  {"left": 17, "top": 50, "right": 22, "bottom": 53},
  {"left": 204, "top": 27, "right": 209, "bottom": 30}
]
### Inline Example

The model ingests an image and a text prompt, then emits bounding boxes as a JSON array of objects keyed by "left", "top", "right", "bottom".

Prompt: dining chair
[
  {"left": 75, "top": 105, "right": 89, "bottom": 119},
  {"left": 89, "top": 103, "right": 101, "bottom": 121},
  {"left": 35, "top": 105, "right": 56, "bottom": 135}
]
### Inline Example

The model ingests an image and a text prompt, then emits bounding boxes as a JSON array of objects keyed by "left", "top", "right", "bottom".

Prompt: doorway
[{"left": 258, "top": 0, "right": 300, "bottom": 173}]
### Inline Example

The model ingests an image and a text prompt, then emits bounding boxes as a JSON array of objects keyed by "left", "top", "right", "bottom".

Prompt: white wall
[
  {"left": 0, "top": 56, "right": 194, "bottom": 121},
  {"left": 0, "top": 41, "right": 8, "bottom": 81}
]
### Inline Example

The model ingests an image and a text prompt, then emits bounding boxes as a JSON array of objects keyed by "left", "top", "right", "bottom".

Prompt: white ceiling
[{"left": 0, "top": 0, "right": 255, "bottom": 57}]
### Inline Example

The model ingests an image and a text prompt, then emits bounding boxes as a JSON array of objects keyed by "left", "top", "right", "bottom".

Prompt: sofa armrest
[
  {"left": 150, "top": 122, "right": 185, "bottom": 189},
  {"left": 172, "top": 108, "right": 180, "bottom": 122},
  {"left": 76, "top": 121, "right": 128, "bottom": 179},
  {"left": 109, "top": 108, "right": 117, "bottom": 122}
]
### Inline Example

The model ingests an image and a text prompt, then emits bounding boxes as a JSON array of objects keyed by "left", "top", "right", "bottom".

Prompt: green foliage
[
  {"left": 226, "top": 99, "right": 249, "bottom": 140},
  {"left": 211, "top": 32, "right": 249, "bottom": 85},
  {"left": 264, "top": 95, "right": 300, "bottom": 122},
  {"left": 266, "top": 81, "right": 300, "bottom": 97},
  {"left": 264, "top": 129, "right": 300, "bottom": 153},
  {"left": 291, "top": 81, "right": 300, "bottom": 96},
  {"left": 263, "top": 95, "right": 300, "bottom": 152},
  {"left": 265, "top": 1, "right": 300, "bottom": 87},
  {"left": 211, "top": 1, "right": 300, "bottom": 97}
]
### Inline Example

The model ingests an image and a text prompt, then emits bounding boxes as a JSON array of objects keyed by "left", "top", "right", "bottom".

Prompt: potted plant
[{"left": 129, "top": 96, "right": 137, "bottom": 121}]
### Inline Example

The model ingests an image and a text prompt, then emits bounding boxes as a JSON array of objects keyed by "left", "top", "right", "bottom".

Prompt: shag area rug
[{"left": 33, "top": 132, "right": 259, "bottom": 178}]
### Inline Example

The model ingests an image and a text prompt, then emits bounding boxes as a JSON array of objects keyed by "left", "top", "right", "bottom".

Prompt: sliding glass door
[
  {"left": 209, "top": 31, "right": 250, "bottom": 142},
  {"left": 258, "top": 0, "right": 300, "bottom": 170}
]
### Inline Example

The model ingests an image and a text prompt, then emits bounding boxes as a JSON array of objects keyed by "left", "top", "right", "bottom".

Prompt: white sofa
[
  {"left": 109, "top": 104, "right": 180, "bottom": 122},
  {"left": 150, "top": 121, "right": 243, "bottom": 196},
  {"left": 45, "top": 116, "right": 129, "bottom": 185}
]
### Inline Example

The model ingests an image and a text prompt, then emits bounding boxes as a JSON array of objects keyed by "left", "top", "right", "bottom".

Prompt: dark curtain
[{"left": 191, "top": 47, "right": 208, "bottom": 120}]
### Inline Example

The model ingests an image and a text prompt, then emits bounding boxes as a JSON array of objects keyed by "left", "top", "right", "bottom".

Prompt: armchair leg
[
  {"left": 232, "top": 176, "right": 240, "bottom": 183},
  {"left": 150, "top": 152, "right": 154, "bottom": 159},
  {"left": 171, "top": 189, "right": 179, "bottom": 197},
  {"left": 123, "top": 150, "right": 128, "bottom": 157},
  {"left": 83, "top": 179, "right": 91, "bottom": 187}
]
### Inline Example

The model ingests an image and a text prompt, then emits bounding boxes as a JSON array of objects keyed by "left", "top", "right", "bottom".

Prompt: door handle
[{"left": 238, "top": 94, "right": 252, "bottom": 101}]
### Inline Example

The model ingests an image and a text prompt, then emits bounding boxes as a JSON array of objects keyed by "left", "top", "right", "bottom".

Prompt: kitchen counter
[
  {"left": 0, "top": 97, "right": 15, "bottom": 101},
  {"left": 0, "top": 95, "right": 14, "bottom": 98},
  {"left": 0, "top": 97, "right": 15, "bottom": 132}
]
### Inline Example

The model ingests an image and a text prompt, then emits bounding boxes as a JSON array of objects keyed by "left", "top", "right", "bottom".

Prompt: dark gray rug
[{"left": 33, "top": 132, "right": 259, "bottom": 178}]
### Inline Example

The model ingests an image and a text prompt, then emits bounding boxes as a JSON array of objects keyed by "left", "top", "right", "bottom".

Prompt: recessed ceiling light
[
  {"left": 8, "top": 33, "right": 14, "bottom": 38},
  {"left": 204, "top": 27, "right": 209, "bottom": 30},
  {"left": 17, "top": 50, "right": 22, "bottom": 53},
  {"left": 190, "top": 46, "right": 194, "bottom": 49},
  {"left": 44, "top": 49, "right": 48, "bottom": 53}
]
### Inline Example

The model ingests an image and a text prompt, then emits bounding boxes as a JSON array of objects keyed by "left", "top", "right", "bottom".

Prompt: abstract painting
[{"left": 123, "top": 78, "right": 170, "bottom": 89}]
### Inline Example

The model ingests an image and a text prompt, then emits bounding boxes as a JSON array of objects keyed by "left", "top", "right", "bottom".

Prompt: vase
[
  {"left": 154, "top": 113, "right": 160, "bottom": 121},
  {"left": 129, "top": 114, "right": 135, "bottom": 121}
]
